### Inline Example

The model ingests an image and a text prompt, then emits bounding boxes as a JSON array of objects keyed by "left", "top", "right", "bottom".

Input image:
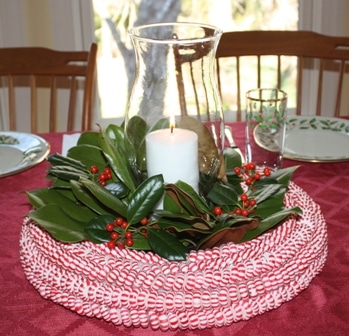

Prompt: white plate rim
[
  {"left": 284, "top": 115, "right": 349, "bottom": 162},
  {"left": 0, "top": 131, "right": 50, "bottom": 177}
]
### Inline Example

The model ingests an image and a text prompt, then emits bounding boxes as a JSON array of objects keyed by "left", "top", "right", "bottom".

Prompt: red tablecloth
[{"left": 1, "top": 123, "right": 349, "bottom": 335}]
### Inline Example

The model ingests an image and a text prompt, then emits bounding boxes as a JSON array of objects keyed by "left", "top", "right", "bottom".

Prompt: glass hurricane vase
[{"left": 125, "top": 22, "right": 224, "bottom": 195}]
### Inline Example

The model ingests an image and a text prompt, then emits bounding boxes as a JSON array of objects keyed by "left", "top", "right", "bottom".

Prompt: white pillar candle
[{"left": 146, "top": 128, "right": 199, "bottom": 192}]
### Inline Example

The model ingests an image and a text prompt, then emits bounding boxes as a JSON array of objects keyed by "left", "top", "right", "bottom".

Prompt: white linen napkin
[{"left": 62, "top": 133, "right": 81, "bottom": 155}]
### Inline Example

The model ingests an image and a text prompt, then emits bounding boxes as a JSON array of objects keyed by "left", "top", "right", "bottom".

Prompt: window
[{"left": 92, "top": 0, "right": 298, "bottom": 125}]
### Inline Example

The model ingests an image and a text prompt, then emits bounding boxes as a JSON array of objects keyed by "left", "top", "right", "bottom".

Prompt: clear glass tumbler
[{"left": 245, "top": 88, "right": 288, "bottom": 170}]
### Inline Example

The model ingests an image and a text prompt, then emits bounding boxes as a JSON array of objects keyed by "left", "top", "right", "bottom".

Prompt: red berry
[
  {"left": 263, "top": 167, "right": 271, "bottom": 176},
  {"left": 99, "top": 173, "right": 107, "bottom": 181},
  {"left": 114, "top": 217, "right": 123, "bottom": 226},
  {"left": 243, "top": 200, "right": 250, "bottom": 208},
  {"left": 254, "top": 173, "right": 261, "bottom": 180},
  {"left": 249, "top": 199, "right": 257, "bottom": 207},
  {"left": 234, "top": 167, "right": 241, "bottom": 175},
  {"left": 240, "top": 193, "right": 248, "bottom": 202},
  {"left": 140, "top": 217, "right": 148, "bottom": 226},
  {"left": 110, "top": 231, "right": 119, "bottom": 240},
  {"left": 241, "top": 209, "right": 249, "bottom": 217},
  {"left": 117, "top": 241, "right": 125, "bottom": 249},
  {"left": 235, "top": 208, "right": 242, "bottom": 215},
  {"left": 107, "top": 173, "right": 112, "bottom": 180},
  {"left": 125, "top": 231, "right": 132, "bottom": 239},
  {"left": 90, "top": 165, "right": 99, "bottom": 174},
  {"left": 213, "top": 206, "right": 223, "bottom": 216},
  {"left": 245, "top": 178, "right": 253, "bottom": 185},
  {"left": 100, "top": 180, "right": 107, "bottom": 187},
  {"left": 104, "top": 167, "right": 111, "bottom": 175},
  {"left": 125, "top": 239, "right": 134, "bottom": 247},
  {"left": 106, "top": 223, "right": 114, "bottom": 232},
  {"left": 107, "top": 240, "right": 115, "bottom": 249},
  {"left": 247, "top": 162, "right": 256, "bottom": 170},
  {"left": 121, "top": 221, "right": 128, "bottom": 229}
]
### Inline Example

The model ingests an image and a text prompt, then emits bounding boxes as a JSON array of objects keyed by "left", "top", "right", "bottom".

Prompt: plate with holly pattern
[{"left": 284, "top": 116, "right": 349, "bottom": 162}]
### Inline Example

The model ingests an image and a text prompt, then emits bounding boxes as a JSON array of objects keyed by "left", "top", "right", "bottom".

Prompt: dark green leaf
[
  {"left": 130, "top": 231, "right": 152, "bottom": 250},
  {"left": 70, "top": 180, "right": 115, "bottom": 215},
  {"left": 99, "top": 126, "right": 136, "bottom": 192},
  {"left": 223, "top": 147, "right": 242, "bottom": 170},
  {"left": 127, "top": 174, "right": 164, "bottom": 225},
  {"left": 79, "top": 177, "right": 128, "bottom": 218},
  {"left": 48, "top": 165, "right": 90, "bottom": 182},
  {"left": 67, "top": 144, "right": 106, "bottom": 171},
  {"left": 28, "top": 205, "right": 89, "bottom": 242},
  {"left": 241, "top": 206, "right": 302, "bottom": 242},
  {"left": 27, "top": 187, "right": 96, "bottom": 222},
  {"left": 77, "top": 131, "right": 99, "bottom": 146},
  {"left": 85, "top": 214, "right": 115, "bottom": 243},
  {"left": 147, "top": 228, "right": 187, "bottom": 261},
  {"left": 47, "top": 152, "right": 87, "bottom": 171},
  {"left": 206, "top": 182, "right": 239, "bottom": 207}
]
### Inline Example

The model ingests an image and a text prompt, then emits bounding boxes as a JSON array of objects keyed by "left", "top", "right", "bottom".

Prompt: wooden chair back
[
  {"left": 216, "top": 30, "right": 349, "bottom": 121},
  {"left": 0, "top": 43, "right": 97, "bottom": 132}
]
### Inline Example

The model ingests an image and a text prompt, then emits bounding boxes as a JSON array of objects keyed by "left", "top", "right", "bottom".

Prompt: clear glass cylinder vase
[{"left": 125, "top": 22, "right": 224, "bottom": 195}]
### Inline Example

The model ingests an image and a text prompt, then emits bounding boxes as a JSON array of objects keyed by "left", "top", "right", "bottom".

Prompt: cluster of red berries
[
  {"left": 233, "top": 162, "right": 271, "bottom": 186},
  {"left": 105, "top": 216, "right": 149, "bottom": 250},
  {"left": 212, "top": 162, "right": 270, "bottom": 218},
  {"left": 90, "top": 165, "right": 112, "bottom": 186},
  {"left": 105, "top": 217, "right": 133, "bottom": 249},
  {"left": 213, "top": 192, "right": 257, "bottom": 218}
]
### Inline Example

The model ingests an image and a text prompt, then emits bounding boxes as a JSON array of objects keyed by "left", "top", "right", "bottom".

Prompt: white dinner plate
[
  {"left": 284, "top": 116, "right": 349, "bottom": 162},
  {"left": 0, "top": 132, "right": 50, "bottom": 177}
]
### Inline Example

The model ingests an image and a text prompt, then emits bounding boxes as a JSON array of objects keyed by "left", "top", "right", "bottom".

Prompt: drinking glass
[{"left": 245, "top": 88, "right": 287, "bottom": 170}]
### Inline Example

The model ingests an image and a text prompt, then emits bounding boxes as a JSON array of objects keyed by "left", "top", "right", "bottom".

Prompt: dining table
[{"left": 1, "top": 121, "right": 348, "bottom": 336}]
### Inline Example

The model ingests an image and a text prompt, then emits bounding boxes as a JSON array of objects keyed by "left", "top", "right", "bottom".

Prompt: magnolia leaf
[
  {"left": 48, "top": 165, "right": 90, "bottom": 182},
  {"left": 67, "top": 144, "right": 106, "bottom": 170},
  {"left": 174, "top": 180, "right": 211, "bottom": 214},
  {"left": 164, "top": 184, "right": 201, "bottom": 217},
  {"left": 147, "top": 228, "right": 187, "bottom": 261},
  {"left": 255, "top": 166, "right": 300, "bottom": 187},
  {"left": 241, "top": 206, "right": 302, "bottom": 242},
  {"left": 79, "top": 177, "right": 128, "bottom": 218},
  {"left": 77, "top": 131, "right": 99, "bottom": 147},
  {"left": 105, "top": 182, "right": 129, "bottom": 198},
  {"left": 196, "top": 217, "right": 257, "bottom": 249},
  {"left": 224, "top": 147, "right": 242, "bottom": 170},
  {"left": 106, "top": 124, "right": 125, "bottom": 151},
  {"left": 206, "top": 182, "right": 240, "bottom": 208},
  {"left": 28, "top": 204, "right": 89, "bottom": 242},
  {"left": 125, "top": 116, "right": 148, "bottom": 173},
  {"left": 85, "top": 214, "right": 115, "bottom": 243},
  {"left": 46, "top": 152, "right": 87, "bottom": 171},
  {"left": 252, "top": 184, "right": 285, "bottom": 204},
  {"left": 127, "top": 174, "right": 164, "bottom": 225},
  {"left": 70, "top": 180, "right": 114, "bottom": 216},
  {"left": 198, "top": 227, "right": 245, "bottom": 249},
  {"left": 99, "top": 126, "right": 136, "bottom": 192},
  {"left": 155, "top": 213, "right": 212, "bottom": 232},
  {"left": 27, "top": 187, "right": 96, "bottom": 222},
  {"left": 129, "top": 232, "right": 152, "bottom": 250}
]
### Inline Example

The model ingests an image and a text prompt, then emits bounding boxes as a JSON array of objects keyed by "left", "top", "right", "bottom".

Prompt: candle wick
[{"left": 171, "top": 125, "right": 174, "bottom": 134}]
